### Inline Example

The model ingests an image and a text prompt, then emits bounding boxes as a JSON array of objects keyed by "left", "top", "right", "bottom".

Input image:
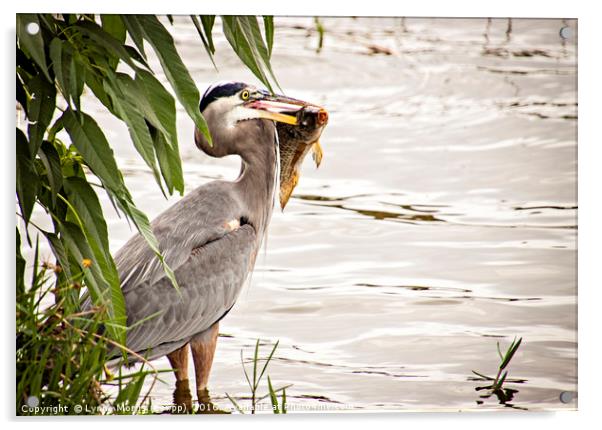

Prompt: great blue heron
[{"left": 107, "top": 81, "right": 328, "bottom": 404}]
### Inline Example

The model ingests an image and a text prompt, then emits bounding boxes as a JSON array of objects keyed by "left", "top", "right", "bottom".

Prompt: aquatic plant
[
  {"left": 472, "top": 337, "right": 524, "bottom": 406},
  {"left": 226, "top": 339, "right": 290, "bottom": 414},
  {"left": 16, "top": 14, "right": 279, "bottom": 414}
]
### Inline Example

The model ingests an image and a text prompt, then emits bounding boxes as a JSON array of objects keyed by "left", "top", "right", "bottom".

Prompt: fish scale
[{"left": 277, "top": 105, "right": 328, "bottom": 209}]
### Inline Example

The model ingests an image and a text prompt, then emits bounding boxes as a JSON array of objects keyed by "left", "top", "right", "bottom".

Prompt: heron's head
[
  {"left": 195, "top": 81, "right": 325, "bottom": 153},
  {"left": 195, "top": 81, "right": 328, "bottom": 207}
]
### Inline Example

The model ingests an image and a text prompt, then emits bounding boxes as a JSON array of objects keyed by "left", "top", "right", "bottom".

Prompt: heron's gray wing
[
  {"left": 115, "top": 182, "right": 243, "bottom": 295},
  {"left": 122, "top": 223, "right": 257, "bottom": 359}
]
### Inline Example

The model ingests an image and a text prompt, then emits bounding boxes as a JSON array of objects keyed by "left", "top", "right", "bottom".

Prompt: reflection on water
[
  {"left": 31, "top": 17, "right": 576, "bottom": 412},
  {"left": 169, "top": 383, "right": 228, "bottom": 414}
]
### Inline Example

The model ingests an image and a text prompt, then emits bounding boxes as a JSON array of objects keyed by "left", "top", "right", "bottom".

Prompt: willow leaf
[
  {"left": 16, "top": 128, "right": 39, "bottom": 226},
  {"left": 191, "top": 15, "right": 217, "bottom": 70},
  {"left": 26, "top": 75, "right": 56, "bottom": 156},
  {"left": 63, "top": 176, "right": 126, "bottom": 340},
  {"left": 103, "top": 74, "right": 163, "bottom": 193},
  {"left": 62, "top": 108, "right": 124, "bottom": 193},
  {"left": 16, "top": 14, "right": 51, "bottom": 82},
  {"left": 37, "top": 141, "right": 63, "bottom": 207},
  {"left": 135, "top": 15, "right": 211, "bottom": 144},
  {"left": 263, "top": 16, "right": 274, "bottom": 58},
  {"left": 149, "top": 123, "right": 184, "bottom": 195}
]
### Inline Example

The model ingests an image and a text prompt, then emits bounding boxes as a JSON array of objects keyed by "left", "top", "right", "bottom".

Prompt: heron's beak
[{"left": 245, "top": 93, "right": 314, "bottom": 125}]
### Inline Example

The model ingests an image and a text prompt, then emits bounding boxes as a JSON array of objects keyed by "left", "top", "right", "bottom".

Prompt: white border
[{"left": 3, "top": 1, "right": 601, "bottom": 429}]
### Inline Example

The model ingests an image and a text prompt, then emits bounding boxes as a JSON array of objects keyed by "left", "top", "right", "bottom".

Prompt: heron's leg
[
  {"left": 167, "top": 343, "right": 192, "bottom": 412},
  {"left": 190, "top": 322, "right": 220, "bottom": 396},
  {"left": 166, "top": 342, "right": 190, "bottom": 382}
]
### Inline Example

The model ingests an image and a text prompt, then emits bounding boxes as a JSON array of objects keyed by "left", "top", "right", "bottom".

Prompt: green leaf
[
  {"left": 471, "top": 370, "right": 494, "bottom": 380},
  {"left": 63, "top": 177, "right": 112, "bottom": 262},
  {"left": 26, "top": 75, "right": 57, "bottom": 156},
  {"left": 16, "top": 228, "right": 26, "bottom": 296},
  {"left": 47, "top": 115, "right": 64, "bottom": 143},
  {"left": 60, "top": 109, "right": 179, "bottom": 291},
  {"left": 133, "top": 69, "right": 177, "bottom": 143},
  {"left": 101, "top": 14, "right": 127, "bottom": 71},
  {"left": 200, "top": 15, "right": 216, "bottom": 53},
  {"left": 69, "top": 51, "right": 85, "bottom": 111},
  {"left": 74, "top": 20, "right": 137, "bottom": 70},
  {"left": 225, "top": 393, "right": 245, "bottom": 414},
  {"left": 62, "top": 108, "right": 124, "bottom": 193},
  {"left": 149, "top": 123, "right": 184, "bottom": 195},
  {"left": 257, "top": 340, "right": 279, "bottom": 386},
  {"left": 135, "top": 70, "right": 184, "bottom": 193},
  {"left": 500, "top": 337, "right": 522, "bottom": 370},
  {"left": 37, "top": 141, "right": 63, "bottom": 207},
  {"left": 16, "top": 128, "right": 39, "bottom": 226},
  {"left": 103, "top": 74, "right": 163, "bottom": 193},
  {"left": 57, "top": 219, "right": 124, "bottom": 344},
  {"left": 263, "top": 16, "right": 274, "bottom": 58},
  {"left": 63, "top": 176, "right": 126, "bottom": 340},
  {"left": 496, "top": 370, "right": 508, "bottom": 389},
  {"left": 124, "top": 45, "right": 151, "bottom": 70},
  {"left": 134, "top": 15, "right": 211, "bottom": 144},
  {"left": 16, "top": 14, "right": 51, "bottom": 82},
  {"left": 116, "top": 197, "right": 180, "bottom": 292},
  {"left": 314, "top": 17, "right": 325, "bottom": 54},
  {"left": 45, "top": 231, "right": 73, "bottom": 281},
  {"left": 267, "top": 376, "right": 280, "bottom": 414},
  {"left": 101, "top": 14, "right": 127, "bottom": 44},
  {"left": 190, "top": 15, "right": 217, "bottom": 70},
  {"left": 57, "top": 220, "right": 105, "bottom": 302},
  {"left": 84, "top": 69, "right": 112, "bottom": 111},
  {"left": 221, "top": 16, "right": 279, "bottom": 93},
  {"left": 49, "top": 38, "right": 71, "bottom": 104},
  {"left": 16, "top": 74, "right": 28, "bottom": 114},
  {"left": 121, "top": 16, "right": 147, "bottom": 59}
]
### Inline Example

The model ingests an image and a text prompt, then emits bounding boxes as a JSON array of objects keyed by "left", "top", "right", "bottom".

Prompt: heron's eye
[{"left": 240, "top": 90, "right": 250, "bottom": 101}]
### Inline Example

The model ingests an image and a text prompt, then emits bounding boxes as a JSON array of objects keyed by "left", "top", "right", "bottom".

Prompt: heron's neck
[{"left": 234, "top": 127, "right": 277, "bottom": 239}]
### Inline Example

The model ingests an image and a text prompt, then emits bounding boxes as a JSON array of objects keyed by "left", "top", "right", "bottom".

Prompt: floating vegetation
[{"left": 472, "top": 337, "right": 525, "bottom": 409}]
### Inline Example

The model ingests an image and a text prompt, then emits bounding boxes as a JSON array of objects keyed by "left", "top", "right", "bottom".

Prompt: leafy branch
[{"left": 16, "top": 14, "right": 279, "bottom": 413}]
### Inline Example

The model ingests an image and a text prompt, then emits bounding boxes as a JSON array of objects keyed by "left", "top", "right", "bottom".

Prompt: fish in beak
[{"left": 245, "top": 91, "right": 329, "bottom": 209}]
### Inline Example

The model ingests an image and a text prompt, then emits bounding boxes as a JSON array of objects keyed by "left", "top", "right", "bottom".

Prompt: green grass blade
[
  {"left": 241, "top": 349, "right": 252, "bottom": 391},
  {"left": 500, "top": 337, "right": 522, "bottom": 370},
  {"left": 314, "top": 17, "right": 325, "bottom": 54},
  {"left": 257, "top": 340, "right": 279, "bottom": 385},
  {"left": 471, "top": 370, "right": 494, "bottom": 380},
  {"left": 225, "top": 393, "right": 245, "bottom": 414},
  {"left": 252, "top": 339, "right": 260, "bottom": 389},
  {"left": 267, "top": 376, "right": 280, "bottom": 414}
]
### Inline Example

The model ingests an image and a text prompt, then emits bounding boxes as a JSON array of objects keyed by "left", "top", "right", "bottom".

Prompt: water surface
[{"left": 33, "top": 17, "right": 578, "bottom": 412}]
